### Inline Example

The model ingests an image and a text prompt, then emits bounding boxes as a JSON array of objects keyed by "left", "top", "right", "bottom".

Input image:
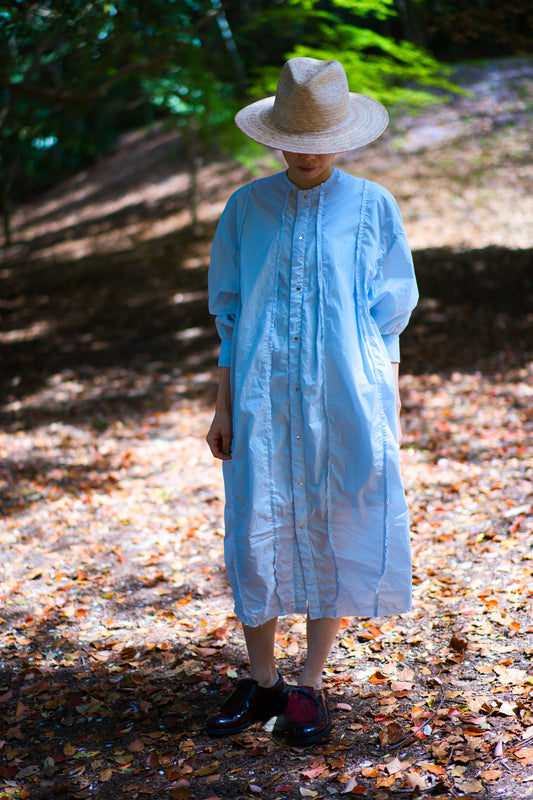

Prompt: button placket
[{"left": 289, "top": 193, "right": 309, "bottom": 546}]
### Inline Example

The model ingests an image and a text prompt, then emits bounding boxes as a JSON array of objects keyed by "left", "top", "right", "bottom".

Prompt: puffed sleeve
[
  {"left": 208, "top": 190, "right": 243, "bottom": 368},
  {"left": 367, "top": 188, "right": 418, "bottom": 362}
]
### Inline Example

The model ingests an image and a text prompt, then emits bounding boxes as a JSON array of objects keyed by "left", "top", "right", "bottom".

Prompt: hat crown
[
  {"left": 272, "top": 58, "right": 350, "bottom": 135},
  {"left": 233, "top": 56, "right": 388, "bottom": 154}
]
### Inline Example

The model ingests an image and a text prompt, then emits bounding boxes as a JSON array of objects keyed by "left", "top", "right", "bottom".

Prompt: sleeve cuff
[
  {"left": 218, "top": 339, "right": 232, "bottom": 367},
  {"left": 382, "top": 334, "right": 400, "bottom": 362}
]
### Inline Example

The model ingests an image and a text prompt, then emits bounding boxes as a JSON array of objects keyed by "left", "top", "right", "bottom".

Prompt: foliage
[
  {"left": 3, "top": 0, "right": 531, "bottom": 245},
  {"left": 0, "top": 0, "right": 238, "bottom": 242},
  {"left": 0, "top": 1, "right": 452, "bottom": 210},
  {"left": 239, "top": 0, "right": 456, "bottom": 108}
]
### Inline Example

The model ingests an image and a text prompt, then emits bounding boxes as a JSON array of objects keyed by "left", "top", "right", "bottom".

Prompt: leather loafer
[
  {"left": 206, "top": 674, "right": 288, "bottom": 736},
  {"left": 283, "top": 686, "right": 332, "bottom": 745}
]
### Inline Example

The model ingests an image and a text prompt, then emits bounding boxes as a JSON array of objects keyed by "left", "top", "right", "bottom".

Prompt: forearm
[
  {"left": 391, "top": 362, "right": 402, "bottom": 442},
  {"left": 207, "top": 367, "right": 233, "bottom": 460},
  {"left": 216, "top": 366, "right": 231, "bottom": 413}
]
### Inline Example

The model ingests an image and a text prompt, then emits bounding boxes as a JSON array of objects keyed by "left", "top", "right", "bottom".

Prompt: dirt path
[{"left": 1, "top": 58, "right": 533, "bottom": 800}]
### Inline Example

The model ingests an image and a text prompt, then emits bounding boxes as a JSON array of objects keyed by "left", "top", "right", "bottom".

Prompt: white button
[{"left": 297, "top": 234, "right": 303, "bottom": 240}]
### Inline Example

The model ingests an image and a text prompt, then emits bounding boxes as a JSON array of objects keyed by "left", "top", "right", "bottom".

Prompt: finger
[
  {"left": 207, "top": 432, "right": 230, "bottom": 460},
  {"left": 221, "top": 430, "right": 232, "bottom": 458},
  {"left": 206, "top": 433, "right": 221, "bottom": 459}
]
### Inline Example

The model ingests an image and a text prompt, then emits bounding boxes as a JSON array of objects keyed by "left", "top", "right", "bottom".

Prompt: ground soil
[{"left": 1, "top": 58, "right": 533, "bottom": 800}]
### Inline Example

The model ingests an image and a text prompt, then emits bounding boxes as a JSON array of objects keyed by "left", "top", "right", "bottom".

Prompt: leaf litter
[{"left": 1, "top": 58, "right": 533, "bottom": 799}]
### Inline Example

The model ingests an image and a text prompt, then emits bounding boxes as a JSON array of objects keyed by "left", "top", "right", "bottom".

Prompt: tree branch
[
  {"left": 2, "top": 51, "right": 181, "bottom": 104},
  {"left": 1, "top": 7, "right": 219, "bottom": 106}
]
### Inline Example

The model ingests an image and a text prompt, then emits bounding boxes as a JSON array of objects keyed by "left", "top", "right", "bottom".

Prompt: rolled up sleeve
[
  {"left": 208, "top": 195, "right": 241, "bottom": 367},
  {"left": 368, "top": 204, "right": 418, "bottom": 362}
]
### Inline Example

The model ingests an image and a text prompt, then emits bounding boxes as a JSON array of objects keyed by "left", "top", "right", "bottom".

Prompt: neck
[{"left": 286, "top": 165, "right": 334, "bottom": 190}]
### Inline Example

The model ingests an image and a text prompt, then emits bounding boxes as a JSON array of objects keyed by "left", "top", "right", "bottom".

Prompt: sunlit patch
[
  {"left": 174, "top": 326, "right": 208, "bottom": 341},
  {"left": 182, "top": 257, "right": 206, "bottom": 269},
  {"left": 173, "top": 291, "right": 207, "bottom": 304},
  {"left": 0, "top": 320, "right": 51, "bottom": 343},
  {"left": 1, "top": 368, "right": 166, "bottom": 415}
]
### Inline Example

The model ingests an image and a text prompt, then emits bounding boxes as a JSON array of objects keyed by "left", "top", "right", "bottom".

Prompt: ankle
[
  {"left": 251, "top": 668, "right": 279, "bottom": 689},
  {"left": 297, "top": 674, "right": 322, "bottom": 691}
]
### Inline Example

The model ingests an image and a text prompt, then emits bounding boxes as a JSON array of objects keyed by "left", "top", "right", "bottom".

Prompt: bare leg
[
  {"left": 242, "top": 617, "right": 279, "bottom": 687},
  {"left": 298, "top": 615, "right": 342, "bottom": 690}
]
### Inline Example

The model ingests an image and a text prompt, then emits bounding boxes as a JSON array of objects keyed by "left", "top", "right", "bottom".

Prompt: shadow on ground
[
  {"left": 2, "top": 238, "right": 533, "bottom": 800},
  {"left": 0, "top": 618, "right": 238, "bottom": 800},
  {"left": 1, "top": 223, "right": 219, "bottom": 433},
  {"left": 403, "top": 245, "right": 533, "bottom": 375},
  {"left": 1, "top": 240, "right": 533, "bottom": 433}
]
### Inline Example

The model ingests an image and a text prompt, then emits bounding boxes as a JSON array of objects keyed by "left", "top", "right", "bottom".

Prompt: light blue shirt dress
[{"left": 209, "top": 168, "right": 418, "bottom": 627}]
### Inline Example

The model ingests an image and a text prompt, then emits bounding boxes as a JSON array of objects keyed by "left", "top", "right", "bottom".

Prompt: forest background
[
  {"left": 2, "top": 0, "right": 533, "bottom": 242},
  {"left": 1, "top": 2, "right": 533, "bottom": 800}
]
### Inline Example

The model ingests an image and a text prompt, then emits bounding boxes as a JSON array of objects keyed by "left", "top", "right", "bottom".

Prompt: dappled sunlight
[
  {"left": 0, "top": 319, "right": 53, "bottom": 344},
  {"left": 2, "top": 368, "right": 166, "bottom": 417},
  {"left": 341, "top": 58, "right": 533, "bottom": 251},
  {"left": 5, "top": 60, "right": 533, "bottom": 268},
  {"left": 4, "top": 126, "right": 253, "bottom": 273},
  {"left": 17, "top": 209, "right": 194, "bottom": 264},
  {"left": 9, "top": 128, "right": 187, "bottom": 232},
  {"left": 13, "top": 174, "right": 190, "bottom": 247},
  {"left": 1, "top": 58, "right": 533, "bottom": 800}
]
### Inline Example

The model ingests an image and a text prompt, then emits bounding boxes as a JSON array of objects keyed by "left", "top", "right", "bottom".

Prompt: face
[{"left": 282, "top": 151, "right": 337, "bottom": 189}]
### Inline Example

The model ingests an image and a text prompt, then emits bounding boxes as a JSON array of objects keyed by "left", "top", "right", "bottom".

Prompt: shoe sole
[
  {"left": 286, "top": 720, "right": 333, "bottom": 746},
  {"left": 206, "top": 720, "right": 254, "bottom": 737}
]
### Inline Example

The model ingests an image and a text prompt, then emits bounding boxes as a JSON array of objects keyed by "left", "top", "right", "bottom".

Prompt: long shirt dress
[{"left": 209, "top": 168, "right": 418, "bottom": 627}]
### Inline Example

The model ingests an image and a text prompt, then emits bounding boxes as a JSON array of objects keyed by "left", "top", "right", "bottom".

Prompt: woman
[{"left": 206, "top": 57, "right": 418, "bottom": 746}]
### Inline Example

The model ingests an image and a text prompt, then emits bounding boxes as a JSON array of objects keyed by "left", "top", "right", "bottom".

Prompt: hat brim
[{"left": 235, "top": 93, "right": 388, "bottom": 154}]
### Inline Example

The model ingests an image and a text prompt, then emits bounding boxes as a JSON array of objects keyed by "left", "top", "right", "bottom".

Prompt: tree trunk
[
  {"left": 0, "top": 167, "right": 14, "bottom": 248},
  {"left": 394, "top": 0, "right": 427, "bottom": 47},
  {"left": 210, "top": 0, "right": 247, "bottom": 96},
  {"left": 1, "top": 199, "right": 11, "bottom": 248}
]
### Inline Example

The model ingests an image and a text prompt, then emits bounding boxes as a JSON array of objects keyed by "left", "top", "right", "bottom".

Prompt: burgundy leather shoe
[
  {"left": 283, "top": 686, "right": 332, "bottom": 745},
  {"left": 206, "top": 674, "right": 288, "bottom": 736}
]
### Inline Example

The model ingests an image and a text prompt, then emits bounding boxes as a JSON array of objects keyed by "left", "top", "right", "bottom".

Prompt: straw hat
[{"left": 235, "top": 57, "right": 388, "bottom": 154}]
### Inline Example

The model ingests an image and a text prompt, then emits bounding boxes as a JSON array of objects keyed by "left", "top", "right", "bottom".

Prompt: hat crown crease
[{"left": 272, "top": 59, "right": 350, "bottom": 135}]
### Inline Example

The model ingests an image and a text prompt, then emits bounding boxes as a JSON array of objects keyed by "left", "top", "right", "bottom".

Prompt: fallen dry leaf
[{"left": 514, "top": 747, "right": 533, "bottom": 766}]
